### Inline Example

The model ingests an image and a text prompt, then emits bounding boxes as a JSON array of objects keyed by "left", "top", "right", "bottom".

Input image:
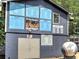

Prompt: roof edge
[{"left": 44, "top": 0, "right": 69, "bottom": 14}]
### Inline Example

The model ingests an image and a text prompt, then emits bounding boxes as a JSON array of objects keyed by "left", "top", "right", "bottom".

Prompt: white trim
[
  {"left": 67, "top": 19, "right": 69, "bottom": 35},
  {"left": 27, "top": 34, "right": 33, "bottom": 38},
  {"left": 53, "top": 12, "right": 60, "bottom": 24},
  {"left": 5, "top": 3, "right": 7, "bottom": 32},
  {"left": 0, "top": 1, "right": 7, "bottom": 3},
  {"left": 0, "top": 6, "right": 2, "bottom": 11}
]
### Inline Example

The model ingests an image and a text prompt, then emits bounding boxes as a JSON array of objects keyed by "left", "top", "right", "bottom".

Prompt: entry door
[{"left": 18, "top": 38, "right": 40, "bottom": 59}]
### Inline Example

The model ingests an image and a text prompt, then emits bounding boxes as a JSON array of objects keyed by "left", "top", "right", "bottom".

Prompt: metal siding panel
[
  {"left": 5, "top": 0, "right": 68, "bottom": 59},
  {"left": 40, "top": 35, "right": 67, "bottom": 58},
  {"left": 53, "top": 35, "right": 67, "bottom": 56},
  {"left": 60, "top": 13, "right": 67, "bottom": 35},
  {"left": 5, "top": 33, "right": 27, "bottom": 59},
  {"left": 5, "top": 33, "right": 18, "bottom": 59},
  {"left": 6, "top": 33, "right": 67, "bottom": 59}
]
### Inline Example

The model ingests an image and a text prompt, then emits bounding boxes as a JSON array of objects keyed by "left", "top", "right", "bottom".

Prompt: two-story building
[{"left": 3, "top": 0, "right": 69, "bottom": 59}]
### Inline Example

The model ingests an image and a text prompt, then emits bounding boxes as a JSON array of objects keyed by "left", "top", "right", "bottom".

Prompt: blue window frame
[
  {"left": 9, "top": 16, "right": 25, "bottom": 29},
  {"left": 8, "top": 3, "right": 52, "bottom": 32},
  {"left": 26, "top": 5, "right": 39, "bottom": 18},
  {"left": 39, "top": 7, "right": 52, "bottom": 31},
  {"left": 9, "top": 2, "right": 25, "bottom": 16},
  {"left": 40, "top": 20, "right": 51, "bottom": 31},
  {"left": 40, "top": 7, "right": 52, "bottom": 19}
]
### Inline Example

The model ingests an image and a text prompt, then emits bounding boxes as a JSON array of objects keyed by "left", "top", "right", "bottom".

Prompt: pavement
[
  {"left": 76, "top": 52, "right": 79, "bottom": 59},
  {"left": 42, "top": 52, "right": 79, "bottom": 59}
]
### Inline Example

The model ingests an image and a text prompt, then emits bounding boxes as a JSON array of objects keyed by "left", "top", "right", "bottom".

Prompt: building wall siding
[
  {"left": 5, "top": 33, "right": 67, "bottom": 59},
  {"left": 5, "top": 0, "right": 68, "bottom": 35},
  {"left": 40, "top": 35, "right": 67, "bottom": 58},
  {"left": 5, "top": 0, "right": 68, "bottom": 59}
]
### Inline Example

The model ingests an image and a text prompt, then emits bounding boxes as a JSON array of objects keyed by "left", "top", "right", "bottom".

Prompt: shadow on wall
[{"left": 0, "top": 46, "right": 5, "bottom": 59}]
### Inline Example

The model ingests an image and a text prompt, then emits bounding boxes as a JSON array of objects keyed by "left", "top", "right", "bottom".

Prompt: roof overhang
[
  {"left": 0, "top": 0, "right": 10, "bottom": 3},
  {"left": 0, "top": 0, "right": 33, "bottom": 3},
  {"left": 44, "top": 0, "right": 69, "bottom": 15},
  {"left": 1, "top": 0, "right": 20, "bottom": 1},
  {"left": 0, "top": 0, "right": 27, "bottom": 3},
  {"left": 0, "top": 0, "right": 68, "bottom": 14}
]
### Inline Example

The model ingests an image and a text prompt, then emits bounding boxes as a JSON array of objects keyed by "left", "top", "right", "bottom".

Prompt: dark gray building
[{"left": 4, "top": 0, "right": 69, "bottom": 59}]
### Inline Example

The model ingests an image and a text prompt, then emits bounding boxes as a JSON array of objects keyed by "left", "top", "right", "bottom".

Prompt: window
[
  {"left": 8, "top": 2, "right": 52, "bottom": 32},
  {"left": 40, "top": 7, "right": 52, "bottom": 19},
  {"left": 53, "top": 25, "right": 63, "bottom": 34},
  {"left": 41, "top": 35, "right": 53, "bottom": 46},
  {"left": 25, "top": 5, "right": 39, "bottom": 31},
  {"left": 59, "top": 25, "right": 63, "bottom": 33},
  {"left": 26, "top": 5, "right": 39, "bottom": 18},
  {"left": 40, "top": 20, "right": 51, "bottom": 31},
  {"left": 26, "top": 18, "right": 39, "bottom": 31},
  {"left": 40, "top": 7, "right": 52, "bottom": 31},
  {"left": 9, "top": 2, "right": 25, "bottom": 16},
  {"left": 26, "top": 6, "right": 52, "bottom": 31},
  {"left": 9, "top": 2, "right": 25, "bottom": 30},
  {"left": 53, "top": 13, "right": 60, "bottom": 24},
  {"left": 9, "top": 16, "right": 24, "bottom": 29}
]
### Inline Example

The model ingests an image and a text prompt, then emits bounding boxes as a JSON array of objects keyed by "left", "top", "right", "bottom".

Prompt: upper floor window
[
  {"left": 39, "top": 7, "right": 52, "bottom": 31},
  {"left": 26, "top": 5, "right": 39, "bottom": 18},
  {"left": 53, "top": 25, "right": 63, "bottom": 34},
  {"left": 26, "top": 6, "right": 52, "bottom": 31},
  {"left": 40, "top": 20, "right": 51, "bottom": 31},
  {"left": 40, "top": 7, "right": 52, "bottom": 19},
  {"left": 8, "top": 2, "right": 52, "bottom": 31},
  {"left": 9, "top": 16, "right": 25, "bottom": 29},
  {"left": 53, "top": 13, "right": 60, "bottom": 24},
  {"left": 9, "top": 2, "right": 25, "bottom": 30},
  {"left": 9, "top": 2, "right": 25, "bottom": 16}
]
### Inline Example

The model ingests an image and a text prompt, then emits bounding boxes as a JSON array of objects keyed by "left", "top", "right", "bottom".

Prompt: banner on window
[{"left": 26, "top": 19, "right": 39, "bottom": 31}]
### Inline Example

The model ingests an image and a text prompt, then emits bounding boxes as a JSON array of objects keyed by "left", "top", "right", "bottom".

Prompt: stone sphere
[{"left": 62, "top": 42, "right": 78, "bottom": 56}]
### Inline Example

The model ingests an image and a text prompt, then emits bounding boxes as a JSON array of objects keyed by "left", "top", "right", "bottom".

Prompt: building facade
[{"left": 4, "top": 0, "right": 69, "bottom": 59}]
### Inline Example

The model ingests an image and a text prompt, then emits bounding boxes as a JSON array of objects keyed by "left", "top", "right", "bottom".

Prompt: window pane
[
  {"left": 53, "top": 25, "right": 63, "bottom": 34},
  {"left": 26, "top": 18, "right": 39, "bottom": 31},
  {"left": 53, "top": 13, "right": 59, "bottom": 23},
  {"left": 41, "top": 35, "right": 53, "bottom": 46},
  {"left": 59, "top": 25, "right": 63, "bottom": 34},
  {"left": 26, "top": 5, "right": 39, "bottom": 18},
  {"left": 9, "top": 2, "right": 25, "bottom": 16},
  {"left": 40, "top": 20, "right": 51, "bottom": 31},
  {"left": 9, "top": 16, "right": 24, "bottom": 29},
  {"left": 40, "top": 7, "right": 52, "bottom": 19}
]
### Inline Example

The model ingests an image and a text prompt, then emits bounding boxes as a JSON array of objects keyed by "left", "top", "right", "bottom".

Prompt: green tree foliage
[
  {"left": 0, "top": 16, "right": 5, "bottom": 46},
  {"left": 0, "top": 4, "right": 5, "bottom": 46}
]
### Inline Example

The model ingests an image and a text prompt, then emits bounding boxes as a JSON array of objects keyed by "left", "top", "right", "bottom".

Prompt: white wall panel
[{"left": 18, "top": 38, "right": 40, "bottom": 59}]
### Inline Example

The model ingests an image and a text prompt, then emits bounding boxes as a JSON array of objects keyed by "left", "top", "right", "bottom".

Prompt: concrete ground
[
  {"left": 76, "top": 52, "right": 79, "bottom": 59},
  {"left": 42, "top": 52, "right": 79, "bottom": 59}
]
